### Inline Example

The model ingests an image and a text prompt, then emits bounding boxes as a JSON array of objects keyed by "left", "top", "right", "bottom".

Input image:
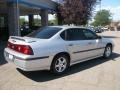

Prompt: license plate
[{"left": 5, "top": 52, "right": 14, "bottom": 62}]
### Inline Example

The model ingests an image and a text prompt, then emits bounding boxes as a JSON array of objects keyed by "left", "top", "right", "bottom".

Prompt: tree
[
  {"left": 19, "top": 18, "right": 26, "bottom": 26},
  {"left": 57, "top": 0, "right": 99, "bottom": 25},
  {"left": 34, "top": 19, "right": 41, "bottom": 26},
  {"left": 92, "top": 9, "right": 112, "bottom": 26}
]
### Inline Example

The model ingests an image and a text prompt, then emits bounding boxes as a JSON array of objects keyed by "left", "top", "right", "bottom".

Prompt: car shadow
[{"left": 17, "top": 52, "right": 120, "bottom": 82}]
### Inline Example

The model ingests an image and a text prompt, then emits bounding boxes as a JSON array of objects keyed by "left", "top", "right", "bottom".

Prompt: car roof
[{"left": 48, "top": 25, "right": 87, "bottom": 29}]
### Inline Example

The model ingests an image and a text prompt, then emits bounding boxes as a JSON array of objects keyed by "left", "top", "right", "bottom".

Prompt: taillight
[
  {"left": 19, "top": 45, "right": 34, "bottom": 55},
  {"left": 7, "top": 42, "right": 11, "bottom": 48},
  {"left": 7, "top": 42, "right": 34, "bottom": 55}
]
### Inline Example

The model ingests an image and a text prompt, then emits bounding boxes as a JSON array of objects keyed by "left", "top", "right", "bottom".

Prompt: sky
[{"left": 95, "top": 0, "right": 120, "bottom": 21}]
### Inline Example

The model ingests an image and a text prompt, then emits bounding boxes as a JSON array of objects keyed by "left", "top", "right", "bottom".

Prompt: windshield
[{"left": 27, "top": 27, "right": 62, "bottom": 39}]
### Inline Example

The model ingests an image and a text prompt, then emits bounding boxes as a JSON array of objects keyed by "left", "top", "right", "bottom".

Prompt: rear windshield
[{"left": 27, "top": 27, "right": 62, "bottom": 39}]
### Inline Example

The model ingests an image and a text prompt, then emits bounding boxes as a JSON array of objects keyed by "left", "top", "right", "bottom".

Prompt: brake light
[{"left": 7, "top": 42, "right": 34, "bottom": 55}]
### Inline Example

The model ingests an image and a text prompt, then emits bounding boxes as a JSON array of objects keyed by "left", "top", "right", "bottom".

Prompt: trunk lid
[
  {"left": 9, "top": 36, "right": 47, "bottom": 45},
  {"left": 7, "top": 36, "right": 48, "bottom": 55}
]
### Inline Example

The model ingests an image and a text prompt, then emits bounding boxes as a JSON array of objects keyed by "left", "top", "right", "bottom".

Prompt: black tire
[
  {"left": 51, "top": 54, "right": 70, "bottom": 75},
  {"left": 103, "top": 45, "right": 112, "bottom": 58}
]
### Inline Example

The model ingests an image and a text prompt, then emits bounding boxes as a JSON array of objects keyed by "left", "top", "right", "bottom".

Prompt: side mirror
[{"left": 97, "top": 36, "right": 102, "bottom": 39}]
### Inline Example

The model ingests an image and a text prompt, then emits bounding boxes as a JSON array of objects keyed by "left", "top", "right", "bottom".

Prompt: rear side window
[
  {"left": 60, "top": 28, "right": 86, "bottom": 41},
  {"left": 27, "top": 27, "right": 62, "bottom": 39},
  {"left": 83, "top": 29, "right": 98, "bottom": 40}
]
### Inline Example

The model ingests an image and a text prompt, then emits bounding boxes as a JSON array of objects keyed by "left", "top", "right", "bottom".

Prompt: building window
[{"left": 0, "top": 17, "right": 5, "bottom": 28}]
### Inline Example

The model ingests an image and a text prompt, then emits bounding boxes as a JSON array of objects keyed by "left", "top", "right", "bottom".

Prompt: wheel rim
[
  {"left": 55, "top": 57, "right": 67, "bottom": 73},
  {"left": 105, "top": 46, "right": 111, "bottom": 57}
]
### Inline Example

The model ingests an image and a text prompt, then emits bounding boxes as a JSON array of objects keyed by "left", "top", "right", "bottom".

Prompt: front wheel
[
  {"left": 103, "top": 45, "right": 112, "bottom": 58},
  {"left": 51, "top": 55, "right": 69, "bottom": 75}
]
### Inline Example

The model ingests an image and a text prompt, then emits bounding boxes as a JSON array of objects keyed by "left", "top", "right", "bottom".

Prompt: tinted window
[
  {"left": 27, "top": 27, "right": 62, "bottom": 39},
  {"left": 83, "top": 29, "right": 98, "bottom": 40},
  {"left": 60, "top": 28, "right": 86, "bottom": 41}
]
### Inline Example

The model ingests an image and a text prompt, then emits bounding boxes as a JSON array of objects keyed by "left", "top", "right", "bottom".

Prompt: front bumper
[{"left": 4, "top": 48, "right": 53, "bottom": 71}]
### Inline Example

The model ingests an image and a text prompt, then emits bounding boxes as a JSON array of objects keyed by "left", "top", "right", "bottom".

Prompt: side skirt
[{"left": 70, "top": 54, "right": 103, "bottom": 66}]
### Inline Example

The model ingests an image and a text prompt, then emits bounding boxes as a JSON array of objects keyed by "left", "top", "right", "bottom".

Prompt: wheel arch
[
  {"left": 106, "top": 43, "right": 113, "bottom": 50},
  {"left": 50, "top": 52, "right": 71, "bottom": 68},
  {"left": 53, "top": 52, "right": 71, "bottom": 62}
]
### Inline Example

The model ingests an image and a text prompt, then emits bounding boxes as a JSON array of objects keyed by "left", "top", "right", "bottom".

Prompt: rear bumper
[{"left": 4, "top": 48, "right": 53, "bottom": 71}]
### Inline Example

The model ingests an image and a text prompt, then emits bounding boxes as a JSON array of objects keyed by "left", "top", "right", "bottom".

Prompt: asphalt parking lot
[{"left": 0, "top": 31, "right": 120, "bottom": 90}]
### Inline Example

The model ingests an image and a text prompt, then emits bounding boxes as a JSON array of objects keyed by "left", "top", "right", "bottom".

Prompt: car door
[
  {"left": 60, "top": 28, "right": 98, "bottom": 63},
  {"left": 82, "top": 29, "right": 105, "bottom": 57}
]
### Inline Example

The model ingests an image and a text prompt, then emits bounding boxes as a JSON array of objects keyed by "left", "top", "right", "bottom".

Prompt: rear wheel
[
  {"left": 103, "top": 45, "right": 112, "bottom": 58},
  {"left": 51, "top": 55, "right": 69, "bottom": 75}
]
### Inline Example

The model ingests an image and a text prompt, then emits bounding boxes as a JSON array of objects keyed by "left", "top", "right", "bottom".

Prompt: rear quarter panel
[{"left": 30, "top": 38, "right": 68, "bottom": 59}]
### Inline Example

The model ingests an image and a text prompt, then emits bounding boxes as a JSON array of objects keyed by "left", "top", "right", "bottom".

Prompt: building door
[{"left": 0, "top": 15, "right": 8, "bottom": 41}]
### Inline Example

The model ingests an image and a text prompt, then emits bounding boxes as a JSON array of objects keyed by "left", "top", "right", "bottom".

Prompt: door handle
[
  {"left": 68, "top": 44, "right": 74, "bottom": 46},
  {"left": 88, "top": 42, "right": 92, "bottom": 45}
]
